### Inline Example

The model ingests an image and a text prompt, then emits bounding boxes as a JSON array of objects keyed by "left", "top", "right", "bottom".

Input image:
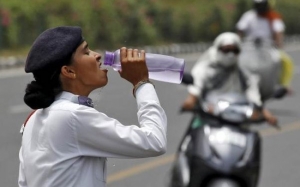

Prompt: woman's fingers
[
  {"left": 120, "top": 47, "right": 127, "bottom": 64},
  {"left": 121, "top": 48, "right": 145, "bottom": 63},
  {"left": 127, "top": 48, "right": 133, "bottom": 62},
  {"left": 118, "top": 47, "right": 148, "bottom": 86},
  {"left": 133, "top": 49, "right": 138, "bottom": 59},
  {"left": 139, "top": 50, "right": 145, "bottom": 62}
]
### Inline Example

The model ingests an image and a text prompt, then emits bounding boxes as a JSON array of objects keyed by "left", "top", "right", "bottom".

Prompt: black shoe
[{"left": 272, "top": 86, "right": 289, "bottom": 99}]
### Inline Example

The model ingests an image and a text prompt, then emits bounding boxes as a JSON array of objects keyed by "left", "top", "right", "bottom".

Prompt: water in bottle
[{"left": 104, "top": 49, "right": 185, "bottom": 84}]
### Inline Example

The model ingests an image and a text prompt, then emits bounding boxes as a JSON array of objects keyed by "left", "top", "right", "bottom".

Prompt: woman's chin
[{"left": 98, "top": 79, "right": 108, "bottom": 88}]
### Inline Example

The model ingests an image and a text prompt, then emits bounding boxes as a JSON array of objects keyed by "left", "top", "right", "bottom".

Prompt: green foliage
[
  {"left": 276, "top": 2, "right": 300, "bottom": 35},
  {"left": 0, "top": 0, "right": 299, "bottom": 52}
]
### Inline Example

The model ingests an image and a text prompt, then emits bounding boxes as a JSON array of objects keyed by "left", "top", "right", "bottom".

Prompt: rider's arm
[
  {"left": 274, "top": 32, "right": 284, "bottom": 49},
  {"left": 236, "top": 11, "right": 252, "bottom": 39},
  {"left": 182, "top": 58, "right": 208, "bottom": 110},
  {"left": 187, "top": 59, "right": 208, "bottom": 97},
  {"left": 272, "top": 18, "right": 285, "bottom": 48},
  {"left": 182, "top": 93, "right": 199, "bottom": 111}
]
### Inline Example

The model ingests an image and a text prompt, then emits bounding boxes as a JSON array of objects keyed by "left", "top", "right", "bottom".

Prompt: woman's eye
[{"left": 85, "top": 50, "right": 90, "bottom": 55}]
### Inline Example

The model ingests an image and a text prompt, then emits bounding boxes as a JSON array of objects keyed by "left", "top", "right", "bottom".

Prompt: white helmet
[
  {"left": 213, "top": 32, "right": 241, "bottom": 68},
  {"left": 213, "top": 32, "right": 241, "bottom": 49}
]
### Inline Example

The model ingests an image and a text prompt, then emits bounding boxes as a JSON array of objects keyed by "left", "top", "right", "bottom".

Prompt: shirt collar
[{"left": 56, "top": 91, "right": 94, "bottom": 108}]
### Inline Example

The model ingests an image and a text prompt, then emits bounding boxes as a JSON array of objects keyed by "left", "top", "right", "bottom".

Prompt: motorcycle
[{"left": 168, "top": 74, "right": 273, "bottom": 187}]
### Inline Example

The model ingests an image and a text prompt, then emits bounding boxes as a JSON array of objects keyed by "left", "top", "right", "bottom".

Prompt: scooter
[
  {"left": 238, "top": 39, "right": 290, "bottom": 101},
  {"left": 168, "top": 74, "right": 272, "bottom": 187}
]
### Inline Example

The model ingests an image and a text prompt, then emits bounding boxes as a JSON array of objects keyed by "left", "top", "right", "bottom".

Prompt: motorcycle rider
[
  {"left": 182, "top": 32, "right": 278, "bottom": 126},
  {"left": 236, "top": 0, "right": 293, "bottom": 97},
  {"left": 236, "top": 0, "right": 284, "bottom": 48}
]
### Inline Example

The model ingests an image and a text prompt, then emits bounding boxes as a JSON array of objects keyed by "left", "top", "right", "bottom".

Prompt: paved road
[{"left": 0, "top": 46, "right": 299, "bottom": 187}]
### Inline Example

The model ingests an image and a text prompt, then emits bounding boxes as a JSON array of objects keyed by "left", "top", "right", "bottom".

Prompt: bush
[{"left": 0, "top": 0, "right": 299, "bottom": 52}]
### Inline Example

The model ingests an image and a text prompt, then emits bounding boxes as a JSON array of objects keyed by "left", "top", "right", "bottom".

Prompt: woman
[{"left": 19, "top": 26, "right": 167, "bottom": 187}]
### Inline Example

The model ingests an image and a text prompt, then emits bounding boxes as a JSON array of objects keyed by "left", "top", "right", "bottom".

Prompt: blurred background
[
  {"left": 0, "top": 0, "right": 299, "bottom": 53},
  {"left": 0, "top": 0, "right": 300, "bottom": 187}
]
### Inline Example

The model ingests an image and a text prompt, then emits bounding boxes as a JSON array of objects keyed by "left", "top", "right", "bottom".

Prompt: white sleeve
[
  {"left": 236, "top": 12, "right": 251, "bottom": 31},
  {"left": 187, "top": 59, "right": 207, "bottom": 97},
  {"left": 74, "top": 83, "right": 167, "bottom": 158},
  {"left": 273, "top": 19, "right": 285, "bottom": 33},
  {"left": 18, "top": 147, "right": 28, "bottom": 187}
]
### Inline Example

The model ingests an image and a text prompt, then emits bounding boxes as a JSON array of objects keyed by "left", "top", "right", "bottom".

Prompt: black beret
[{"left": 25, "top": 26, "right": 83, "bottom": 73}]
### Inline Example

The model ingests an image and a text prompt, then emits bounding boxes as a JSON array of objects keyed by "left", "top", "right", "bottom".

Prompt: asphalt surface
[{"left": 0, "top": 46, "right": 300, "bottom": 187}]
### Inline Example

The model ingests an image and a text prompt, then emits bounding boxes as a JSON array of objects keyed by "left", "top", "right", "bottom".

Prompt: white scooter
[
  {"left": 168, "top": 74, "right": 277, "bottom": 187},
  {"left": 238, "top": 39, "right": 288, "bottom": 102}
]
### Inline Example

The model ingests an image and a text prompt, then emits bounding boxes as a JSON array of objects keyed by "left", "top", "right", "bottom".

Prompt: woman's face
[{"left": 70, "top": 41, "right": 108, "bottom": 90}]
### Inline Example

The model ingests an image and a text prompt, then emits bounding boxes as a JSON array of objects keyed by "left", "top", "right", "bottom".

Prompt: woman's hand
[{"left": 118, "top": 47, "right": 149, "bottom": 86}]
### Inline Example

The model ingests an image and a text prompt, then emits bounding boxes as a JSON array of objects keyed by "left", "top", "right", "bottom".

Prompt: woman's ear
[{"left": 61, "top": 66, "right": 76, "bottom": 79}]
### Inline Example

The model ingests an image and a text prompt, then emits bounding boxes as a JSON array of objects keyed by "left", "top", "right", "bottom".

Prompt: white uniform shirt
[
  {"left": 18, "top": 84, "right": 167, "bottom": 187},
  {"left": 236, "top": 10, "right": 285, "bottom": 43}
]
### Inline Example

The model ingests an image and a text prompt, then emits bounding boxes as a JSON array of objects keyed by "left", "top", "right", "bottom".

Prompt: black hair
[
  {"left": 254, "top": 1, "right": 269, "bottom": 14},
  {"left": 24, "top": 57, "right": 73, "bottom": 109}
]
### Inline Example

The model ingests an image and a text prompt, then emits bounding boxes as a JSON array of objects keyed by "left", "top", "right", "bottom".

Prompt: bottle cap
[{"left": 104, "top": 51, "right": 115, "bottom": 66}]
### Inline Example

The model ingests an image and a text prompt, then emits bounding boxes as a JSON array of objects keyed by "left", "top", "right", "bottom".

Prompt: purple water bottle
[{"left": 104, "top": 49, "right": 185, "bottom": 84}]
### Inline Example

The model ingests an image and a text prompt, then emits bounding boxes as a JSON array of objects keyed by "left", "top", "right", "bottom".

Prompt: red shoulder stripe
[
  {"left": 24, "top": 110, "right": 36, "bottom": 127},
  {"left": 264, "top": 10, "right": 282, "bottom": 21}
]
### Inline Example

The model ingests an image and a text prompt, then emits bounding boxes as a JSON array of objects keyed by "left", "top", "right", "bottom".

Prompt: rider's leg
[
  {"left": 271, "top": 50, "right": 294, "bottom": 99},
  {"left": 279, "top": 50, "right": 294, "bottom": 88}
]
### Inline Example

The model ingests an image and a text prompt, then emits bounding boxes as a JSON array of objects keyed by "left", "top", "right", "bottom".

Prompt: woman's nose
[{"left": 93, "top": 51, "right": 101, "bottom": 61}]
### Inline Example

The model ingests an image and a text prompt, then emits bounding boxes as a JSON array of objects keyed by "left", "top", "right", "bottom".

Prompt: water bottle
[{"left": 103, "top": 49, "right": 185, "bottom": 84}]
